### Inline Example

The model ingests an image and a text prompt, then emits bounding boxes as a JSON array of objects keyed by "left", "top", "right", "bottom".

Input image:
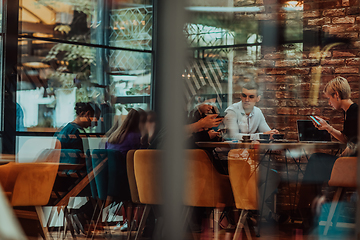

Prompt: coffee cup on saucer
[
  {"left": 259, "top": 134, "right": 270, "bottom": 140},
  {"left": 272, "top": 134, "right": 285, "bottom": 139},
  {"left": 242, "top": 135, "right": 251, "bottom": 142}
]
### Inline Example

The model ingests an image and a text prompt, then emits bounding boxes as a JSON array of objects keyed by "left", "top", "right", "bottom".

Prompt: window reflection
[{"left": 17, "top": 37, "right": 151, "bottom": 132}]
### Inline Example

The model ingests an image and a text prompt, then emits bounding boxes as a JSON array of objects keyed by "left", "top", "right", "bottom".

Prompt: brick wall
[
  {"left": 233, "top": 0, "right": 359, "bottom": 140},
  {"left": 231, "top": 0, "right": 359, "bottom": 212}
]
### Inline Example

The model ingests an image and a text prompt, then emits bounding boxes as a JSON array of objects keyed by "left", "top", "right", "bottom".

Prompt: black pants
[{"left": 297, "top": 153, "right": 338, "bottom": 214}]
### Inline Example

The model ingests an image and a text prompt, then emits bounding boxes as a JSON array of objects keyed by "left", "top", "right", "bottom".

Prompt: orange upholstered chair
[
  {"left": 183, "top": 149, "right": 234, "bottom": 208},
  {"left": 132, "top": 150, "right": 162, "bottom": 240},
  {"left": 0, "top": 162, "right": 59, "bottom": 239},
  {"left": 133, "top": 149, "right": 234, "bottom": 239},
  {"left": 126, "top": 149, "right": 143, "bottom": 240},
  {"left": 323, "top": 157, "right": 357, "bottom": 235},
  {"left": 228, "top": 148, "right": 259, "bottom": 240}
]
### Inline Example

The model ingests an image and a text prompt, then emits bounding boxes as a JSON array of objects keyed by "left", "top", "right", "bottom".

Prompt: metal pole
[
  {"left": 356, "top": 83, "right": 360, "bottom": 239},
  {"left": 2, "top": 0, "right": 19, "bottom": 154},
  {"left": 153, "top": 0, "right": 187, "bottom": 239}
]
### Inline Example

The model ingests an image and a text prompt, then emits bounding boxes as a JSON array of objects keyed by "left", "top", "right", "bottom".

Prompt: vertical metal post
[
  {"left": 356, "top": 89, "right": 360, "bottom": 239},
  {"left": 150, "top": 1, "right": 157, "bottom": 112},
  {"left": 2, "top": 0, "right": 19, "bottom": 154},
  {"left": 153, "top": 0, "right": 187, "bottom": 240},
  {"left": 95, "top": 0, "right": 110, "bottom": 132}
]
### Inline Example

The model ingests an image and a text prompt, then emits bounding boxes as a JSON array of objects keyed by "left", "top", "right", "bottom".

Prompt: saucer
[
  {"left": 242, "top": 140, "right": 252, "bottom": 143},
  {"left": 258, "top": 139, "right": 270, "bottom": 143}
]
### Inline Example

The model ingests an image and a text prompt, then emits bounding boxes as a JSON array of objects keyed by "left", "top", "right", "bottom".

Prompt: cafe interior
[{"left": 0, "top": 0, "right": 359, "bottom": 239}]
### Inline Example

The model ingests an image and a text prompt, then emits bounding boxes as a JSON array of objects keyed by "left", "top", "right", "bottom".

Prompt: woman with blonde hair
[{"left": 298, "top": 76, "right": 358, "bottom": 233}]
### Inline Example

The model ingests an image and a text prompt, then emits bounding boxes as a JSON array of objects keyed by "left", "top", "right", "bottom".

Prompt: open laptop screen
[{"left": 297, "top": 120, "right": 332, "bottom": 142}]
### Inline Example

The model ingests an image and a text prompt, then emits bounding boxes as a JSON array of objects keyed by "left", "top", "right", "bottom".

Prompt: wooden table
[
  {"left": 196, "top": 140, "right": 345, "bottom": 236},
  {"left": 0, "top": 154, "right": 16, "bottom": 165},
  {"left": 196, "top": 141, "right": 345, "bottom": 151}
]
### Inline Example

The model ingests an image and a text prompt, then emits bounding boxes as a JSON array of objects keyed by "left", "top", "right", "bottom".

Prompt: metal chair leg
[
  {"left": 134, "top": 205, "right": 150, "bottom": 240},
  {"left": 232, "top": 209, "right": 248, "bottom": 240},
  {"left": 324, "top": 188, "right": 342, "bottom": 235}
]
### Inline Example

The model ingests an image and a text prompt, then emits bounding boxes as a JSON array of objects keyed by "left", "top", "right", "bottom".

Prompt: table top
[
  {"left": 0, "top": 154, "right": 16, "bottom": 160},
  {"left": 0, "top": 160, "right": 85, "bottom": 170},
  {"left": 196, "top": 141, "right": 346, "bottom": 151}
]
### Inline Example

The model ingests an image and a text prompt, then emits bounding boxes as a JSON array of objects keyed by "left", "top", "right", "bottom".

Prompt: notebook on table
[{"left": 297, "top": 120, "right": 332, "bottom": 142}]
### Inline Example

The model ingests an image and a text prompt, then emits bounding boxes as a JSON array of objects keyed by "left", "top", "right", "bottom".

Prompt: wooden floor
[{"left": 33, "top": 221, "right": 356, "bottom": 240}]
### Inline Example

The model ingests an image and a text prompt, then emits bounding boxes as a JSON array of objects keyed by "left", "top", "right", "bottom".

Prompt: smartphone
[{"left": 309, "top": 116, "right": 320, "bottom": 125}]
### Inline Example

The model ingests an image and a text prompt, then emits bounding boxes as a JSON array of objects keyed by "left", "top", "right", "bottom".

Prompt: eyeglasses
[{"left": 241, "top": 93, "right": 256, "bottom": 99}]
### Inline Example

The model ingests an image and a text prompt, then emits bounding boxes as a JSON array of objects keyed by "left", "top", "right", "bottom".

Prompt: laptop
[{"left": 297, "top": 120, "right": 332, "bottom": 142}]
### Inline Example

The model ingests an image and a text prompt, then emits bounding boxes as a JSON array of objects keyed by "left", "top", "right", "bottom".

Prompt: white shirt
[{"left": 224, "top": 101, "right": 271, "bottom": 140}]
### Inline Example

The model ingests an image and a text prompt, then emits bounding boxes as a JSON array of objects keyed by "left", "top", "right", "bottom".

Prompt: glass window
[
  {"left": 19, "top": 0, "right": 153, "bottom": 50},
  {"left": 17, "top": 0, "right": 153, "bottom": 134},
  {"left": 109, "top": 4, "right": 153, "bottom": 50},
  {"left": 179, "top": 0, "right": 359, "bottom": 239},
  {"left": 20, "top": 0, "right": 98, "bottom": 44},
  {"left": 17, "top": 37, "right": 151, "bottom": 133}
]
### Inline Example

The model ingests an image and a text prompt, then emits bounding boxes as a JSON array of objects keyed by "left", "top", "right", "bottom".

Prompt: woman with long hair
[
  {"left": 105, "top": 109, "right": 141, "bottom": 231},
  {"left": 106, "top": 109, "right": 141, "bottom": 155}
]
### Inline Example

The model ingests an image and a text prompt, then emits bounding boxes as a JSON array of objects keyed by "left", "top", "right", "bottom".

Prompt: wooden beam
[{"left": 20, "top": 22, "right": 54, "bottom": 34}]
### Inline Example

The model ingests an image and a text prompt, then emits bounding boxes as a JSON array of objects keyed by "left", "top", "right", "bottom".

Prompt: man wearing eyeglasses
[{"left": 224, "top": 80, "right": 279, "bottom": 141}]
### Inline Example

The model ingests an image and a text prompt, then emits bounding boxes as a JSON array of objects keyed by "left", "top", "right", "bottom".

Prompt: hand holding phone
[{"left": 309, "top": 116, "right": 320, "bottom": 125}]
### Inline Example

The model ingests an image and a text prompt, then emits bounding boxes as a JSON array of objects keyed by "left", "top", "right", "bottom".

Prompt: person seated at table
[
  {"left": 148, "top": 112, "right": 223, "bottom": 149},
  {"left": 55, "top": 101, "right": 101, "bottom": 233},
  {"left": 187, "top": 101, "right": 228, "bottom": 175},
  {"left": 56, "top": 102, "right": 101, "bottom": 163},
  {"left": 223, "top": 80, "right": 279, "bottom": 141},
  {"left": 140, "top": 110, "right": 157, "bottom": 148},
  {"left": 106, "top": 109, "right": 142, "bottom": 231},
  {"left": 106, "top": 109, "right": 141, "bottom": 155},
  {"left": 298, "top": 76, "right": 358, "bottom": 232},
  {"left": 224, "top": 80, "right": 283, "bottom": 222},
  {"left": 188, "top": 102, "right": 223, "bottom": 144}
]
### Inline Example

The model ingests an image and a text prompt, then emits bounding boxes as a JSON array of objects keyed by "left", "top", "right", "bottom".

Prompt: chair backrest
[
  {"left": 6, "top": 163, "right": 59, "bottom": 206},
  {"left": 92, "top": 149, "right": 131, "bottom": 201},
  {"left": 60, "top": 149, "right": 84, "bottom": 164},
  {"left": 16, "top": 137, "right": 60, "bottom": 163},
  {"left": 328, "top": 157, "right": 357, "bottom": 188},
  {"left": 184, "top": 149, "right": 234, "bottom": 207},
  {"left": 133, "top": 149, "right": 234, "bottom": 207},
  {"left": 35, "top": 148, "right": 61, "bottom": 163},
  {"left": 133, "top": 150, "right": 163, "bottom": 205},
  {"left": 126, "top": 150, "right": 140, "bottom": 204},
  {"left": 228, "top": 149, "right": 258, "bottom": 210},
  {"left": 0, "top": 163, "right": 15, "bottom": 192}
]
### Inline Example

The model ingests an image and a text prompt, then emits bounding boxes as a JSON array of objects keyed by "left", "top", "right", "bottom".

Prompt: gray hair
[{"left": 241, "top": 80, "right": 261, "bottom": 96}]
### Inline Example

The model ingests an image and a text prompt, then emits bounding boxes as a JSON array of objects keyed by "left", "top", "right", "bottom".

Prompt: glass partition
[
  {"left": 179, "top": 0, "right": 359, "bottom": 239},
  {"left": 19, "top": 0, "right": 153, "bottom": 49},
  {"left": 17, "top": 37, "right": 151, "bottom": 133},
  {"left": 17, "top": 0, "right": 153, "bottom": 134},
  {"left": 1, "top": 0, "right": 358, "bottom": 238}
]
